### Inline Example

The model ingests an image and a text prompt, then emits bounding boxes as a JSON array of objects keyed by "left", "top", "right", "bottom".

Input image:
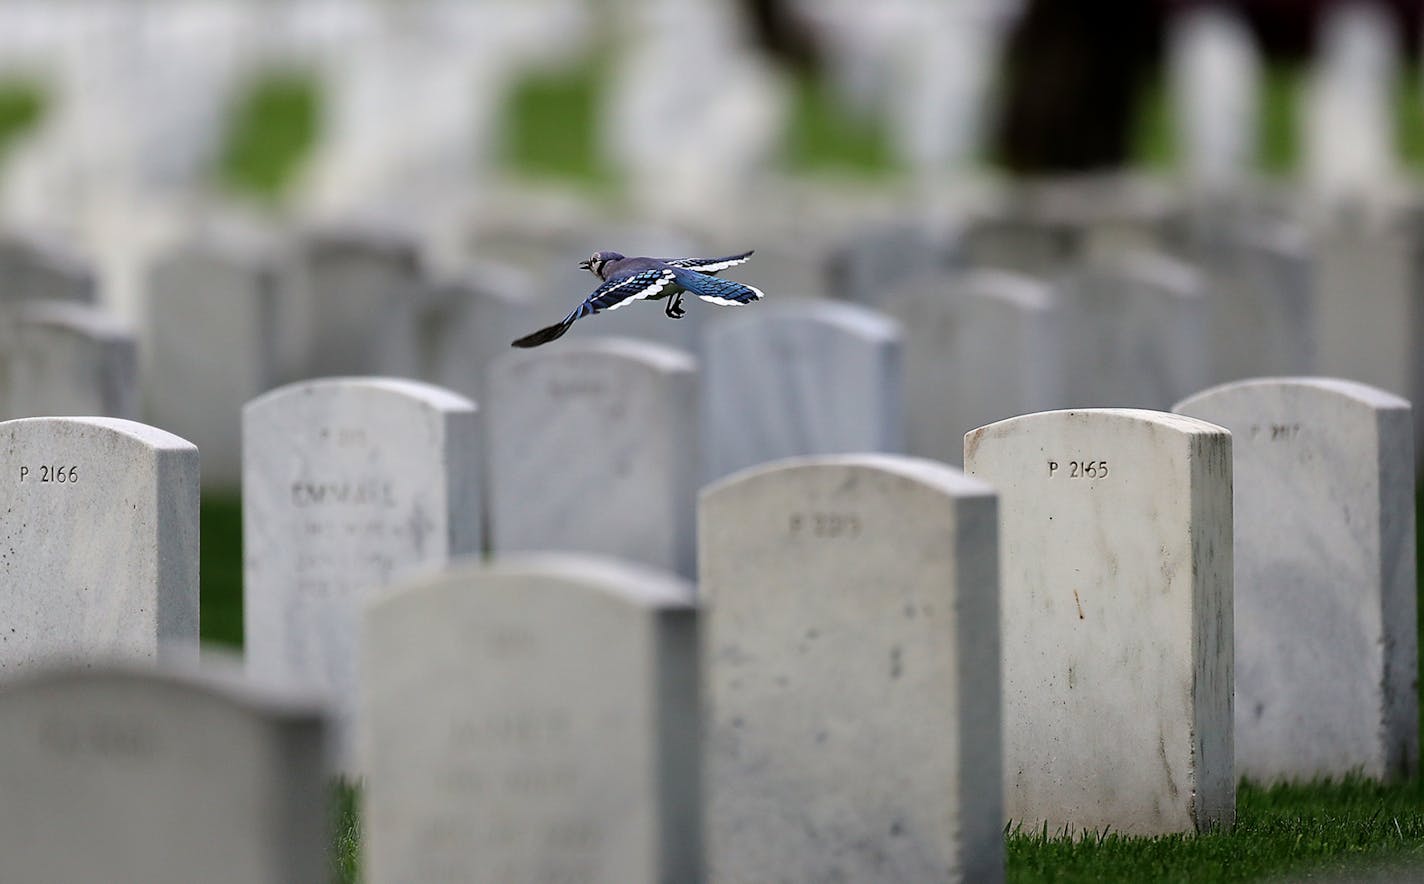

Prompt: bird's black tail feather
[{"left": 511, "top": 317, "right": 576, "bottom": 348}]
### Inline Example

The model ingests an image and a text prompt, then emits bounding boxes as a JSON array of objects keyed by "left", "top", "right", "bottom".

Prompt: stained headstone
[
  {"left": 885, "top": 270, "right": 1063, "bottom": 465},
  {"left": 3, "top": 302, "right": 139, "bottom": 420},
  {"left": 1175, "top": 378, "right": 1417, "bottom": 782},
  {"left": 700, "top": 301, "right": 904, "bottom": 481},
  {"left": 964, "top": 409, "right": 1233, "bottom": 835},
  {"left": 488, "top": 339, "right": 697, "bottom": 576},
  {"left": 145, "top": 236, "right": 282, "bottom": 487},
  {"left": 0, "top": 660, "right": 327, "bottom": 883},
  {"left": 0, "top": 417, "right": 198, "bottom": 673},
  {"left": 700, "top": 454, "right": 1002, "bottom": 882},
  {"left": 243, "top": 378, "right": 481, "bottom": 767},
  {"left": 361, "top": 554, "right": 700, "bottom": 884}
]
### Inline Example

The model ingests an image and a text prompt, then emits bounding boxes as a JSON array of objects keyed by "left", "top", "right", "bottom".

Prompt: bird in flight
[{"left": 511, "top": 249, "right": 763, "bottom": 348}]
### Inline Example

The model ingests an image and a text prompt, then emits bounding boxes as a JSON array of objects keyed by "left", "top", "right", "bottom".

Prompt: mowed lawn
[{"left": 2, "top": 57, "right": 1421, "bottom": 881}]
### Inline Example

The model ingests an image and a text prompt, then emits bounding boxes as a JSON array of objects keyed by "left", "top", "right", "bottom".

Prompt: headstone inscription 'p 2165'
[
  {"left": 1176, "top": 378, "right": 1417, "bottom": 781},
  {"left": 244, "top": 378, "right": 480, "bottom": 768},
  {"left": 700, "top": 301, "right": 904, "bottom": 482},
  {"left": 361, "top": 554, "right": 700, "bottom": 884},
  {"left": 0, "top": 417, "right": 198, "bottom": 673},
  {"left": 0, "top": 661, "right": 328, "bottom": 884},
  {"left": 489, "top": 339, "right": 697, "bottom": 576},
  {"left": 700, "top": 454, "right": 1002, "bottom": 883},
  {"left": 964, "top": 409, "right": 1233, "bottom": 835}
]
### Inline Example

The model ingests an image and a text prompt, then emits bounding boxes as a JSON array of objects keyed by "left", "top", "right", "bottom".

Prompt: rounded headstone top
[
  {"left": 712, "top": 300, "right": 902, "bottom": 346},
  {"left": 245, "top": 377, "right": 477, "bottom": 416},
  {"left": 16, "top": 302, "right": 132, "bottom": 342},
  {"left": 497, "top": 336, "right": 696, "bottom": 375},
  {"left": 1174, "top": 376, "right": 1411, "bottom": 413},
  {"left": 0, "top": 416, "right": 197, "bottom": 453},
  {"left": 965, "top": 409, "right": 1230, "bottom": 458},
  {"left": 703, "top": 453, "right": 995, "bottom": 502}
]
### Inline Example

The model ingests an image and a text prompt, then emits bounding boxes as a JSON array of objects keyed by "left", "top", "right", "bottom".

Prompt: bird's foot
[{"left": 665, "top": 295, "right": 686, "bottom": 319}]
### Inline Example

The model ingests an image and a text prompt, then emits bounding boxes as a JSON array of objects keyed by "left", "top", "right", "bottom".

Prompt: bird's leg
[{"left": 665, "top": 293, "right": 686, "bottom": 319}]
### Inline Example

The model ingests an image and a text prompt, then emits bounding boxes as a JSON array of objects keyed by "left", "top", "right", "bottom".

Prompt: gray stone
[
  {"left": 700, "top": 301, "right": 904, "bottom": 482},
  {"left": 488, "top": 339, "right": 697, "bottom": 576},
  {"left": 964, "top": 409, "right": 1233, "bottom": 835},
  {"left": 1175, "top": 377, "right": 1417, "bottom": 782},
  {"left": 700, "top": 454, "right": 1002, "bottom": 882},
  {"left": 0, "top": 229, "right": 95, "bottom": 304},
  {"left": 422, "top": 262, "right": 545, "bottom": 405},
  {"left": 0, "top": 417, "right": 199, "bottom": 674},
  {"left": 361, "top": 554, "right": 700, "bottom": 884},
  {"left": 243, "top": 378, "right": 481, "bottom": 768},
  {"left": 0, "top": 659, "right": 327, "bottom": 884},
  {"left": 144, "top": 237, "right": 281, "bottom": 487},
  {"left": 884, "top": 269, "right": 1064, "bottom": 466},
  {"left": 3, "top": 302, "right": 138, "bottom": 421}
]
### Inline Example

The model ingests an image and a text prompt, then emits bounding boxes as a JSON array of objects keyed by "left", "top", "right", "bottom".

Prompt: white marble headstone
[
  {"left": 243, "top": 377, "right": 481, "bottom": 768},
  {"left": 3, "top": 302, "right": 138, "bottom": 421},
  {"left": 1168, "top": 6, "right": 1261, "bottom": 188},
  {"left": 964, "top": 409, "right": 1233, "bottom": 835},
  {"left": 488, "top": 339, "right": 697, "bottom": 576},
  {"left": 700, "top": 454, "right": 1002, "bottom": 882},
  {"left": 0, "top": 659, "right": 328, "bottom": 884},
  {"left": 1175, "top": 377, "right": 1417, "bottom": 782},
  {"left": 422, "top": 262, "right": 544, "bottom": 405},
  {"left": 0, "top": 230, "right": 95, "bottom": 304},
  {"left": 700, "top": 301, "right": 904, "bottom": 482},
  {"left": 361, "top": 554, "right": 700, "bottom": 884},
  {"left": 144, "top": 236, "right": 282, "bottom": 488},
  {"left": 0, "top": 417, "right": 198, "bottom": 674}
]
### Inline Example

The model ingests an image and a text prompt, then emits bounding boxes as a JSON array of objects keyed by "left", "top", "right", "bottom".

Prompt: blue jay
[{"left": 511, "top": 249, "right": 763, "bottom": 347}]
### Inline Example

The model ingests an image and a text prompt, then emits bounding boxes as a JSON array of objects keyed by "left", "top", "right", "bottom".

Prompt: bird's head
[{"left": 579, "top": 250, "right": 623, "bottom": 280}]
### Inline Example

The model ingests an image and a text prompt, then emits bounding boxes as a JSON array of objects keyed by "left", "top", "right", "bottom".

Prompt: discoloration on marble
[
  {"left": 700, "top": 301, "right": 904, "bottom": 482},
  {"left": 361, "top": 554, "right": 699, "bottom": 884},
  {"left": 243, "top": 378, "right": 480, "bottom": 769},
  {"left": 488, "top": 339, "right": 697, "bottom": 576},
  {"left": 0, "top": 417, "right": 198, "bottom": 673},
  {"left": 1176, "top": 377, "right": 1417, "bottom": 782},
  {"left": 964, "top": 409, "right": 1233, "bottom": 835},
  {"left": 700, "top": 454, "right": 1002, "bottom": 882}
]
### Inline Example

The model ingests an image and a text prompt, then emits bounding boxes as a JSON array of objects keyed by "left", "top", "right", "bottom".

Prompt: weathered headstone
[
  {"left": 964, "top": 409, "right": 1233, "bottom": 835},
  {"left": 0, "top": 417, "right": 198, "bottom": 673},
  {"left": 243, "top": 378, "right": 480, "bottom": 767},
  {"left": 884, "top": 269, "right": 1063, "bottom": 465},
  {"left": 144, "top": 235, "right": 282, "bottom": 487},
  {"left": 488, "top": 339, "right": 697, "bottom": 576},
  {"left": 362, "top": 554, "right": 700, "bottom": 884},
  {"left": 3, "top": 302, "right": 139, "bottom": 421},
  {"left": 0, "top": 659, "right": 327, "bottom": 883},
  {"left": 701, "top": 454, "right": 1002, "bottom": 882},
  {"left": 700, "top": 301, "right": 904, "bottom": 481},
  {"left": 1175, "top": 378, "right": 1417, "bottom": 782}
]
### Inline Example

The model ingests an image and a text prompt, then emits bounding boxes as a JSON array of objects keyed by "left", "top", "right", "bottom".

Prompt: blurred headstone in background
[{"left": 1168, "top": 4, "right": 1261, "bottom": 192}]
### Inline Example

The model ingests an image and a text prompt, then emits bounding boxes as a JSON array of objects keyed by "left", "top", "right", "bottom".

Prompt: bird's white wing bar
[
  {"left": 601, "top": 268, "right": 674, "bottom": 312},
  {"left": 698, "top": 283, "right": 764, "bottom": 306},
  {"left": 663, "top": 250, "right": 754, "bottom": 274}
]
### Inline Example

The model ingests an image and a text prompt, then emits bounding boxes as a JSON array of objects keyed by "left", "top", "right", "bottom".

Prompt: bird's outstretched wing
[
  {"left": 660, "top": 250, "right": 754, "bottom": 275},
  {"left": 511, "top": 267, "right": 676, "bottom": 348},
  {"left": 671, "top": 267, "right": 764, "bottom": 306}
]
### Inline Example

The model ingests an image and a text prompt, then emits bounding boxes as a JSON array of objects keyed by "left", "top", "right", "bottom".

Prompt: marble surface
[
  {"left": 422, "top": 262, "right": 545, "bottom": 406},
  {"left": 885, "top": 269, "right": 1064, "bottom": 466},
  {"left": 700, "top": 301, "right": 904, "bottom": 482},
  {"left": 4, "top": 301, "right": 138, "bottom": 421},
  {"left": 0, "top": 230, "right": 95, "bottom": 304},
  {"left": 964, "top": 409, "right": 1233, "bottom": 835},
  {"left": 361, "top": 554, "right": 699, "bottom": 884},
  {"left": 488, "top": 339, "right": 698, "bottom": 576},
  {"left": 1176, "top": 377, "right": 1417, "bottom": 781},
  {"left": 243, "top": 378, "right": 481, "bottom": 769},
  {"left": 0, "top": 659, "right": 327, "bottom": 884},
  {"left": 0, "top": 417, "right": 198, "bottom": 675},
  {"left": 144, "top": 237, "right": 281, "bottom": 488},
  {"left": 700, "top": 454, "right": 1002, "bottom": 882}
]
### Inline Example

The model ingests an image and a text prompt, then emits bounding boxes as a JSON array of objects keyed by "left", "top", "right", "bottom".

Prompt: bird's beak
[{"left": 578, "top": 259, "right": 593, "bottom": 271}]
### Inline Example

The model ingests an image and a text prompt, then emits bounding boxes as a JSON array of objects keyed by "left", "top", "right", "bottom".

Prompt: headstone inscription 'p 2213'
[
  {"left": 1175, "top": 377, "right": 1417, "bottom": 781},
  {"left": 243, "top": 378, "right": 480, "bottom": 769},
  {"left": 964, "top": 409, "right": 1233, "bottom": 835},
  {"left": 0, "top": 417, "right": 199, "bottom": 673},
  {"left": 700, "top": 454, "right": 1003, "bottom": 883},
  {"left": 361, "top": 554, "right": 700, "bottom": 884},
  {"left": 0, "top": 661, "right": 328, "bottom": 884}
]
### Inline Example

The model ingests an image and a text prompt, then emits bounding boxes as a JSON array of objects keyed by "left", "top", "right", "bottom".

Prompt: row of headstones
[{"left": 0, "top": 373, "right": 1411, "bottom": 880}]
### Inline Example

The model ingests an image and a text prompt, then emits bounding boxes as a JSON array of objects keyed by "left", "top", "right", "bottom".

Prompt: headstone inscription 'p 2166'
[
  {"left": 244, "top": 378, "right": 480, "bottom": 768},
  {"left": 489, "top": 339, "right": 697, "bottom": 576},
  {"left": 700, "top": 301, "right": 904, "bottom": 482},
  {"left": 1175, "top": 378, "right": 1417, "bottom": 781},
  {"left": 361, "top": 554, "right": 700, "bottom": 884},
  {"left": 964, "top": 409, "right": 1233, "bottom": 835},
  {"left": 0, "top": 418, "right": 198, "bottom": 673},
  {"left": 0, "top": 661, "right": 328, "bottom": 884},
  {"left": 700, "top": 455, "right": 1002, "bottom": 883}
]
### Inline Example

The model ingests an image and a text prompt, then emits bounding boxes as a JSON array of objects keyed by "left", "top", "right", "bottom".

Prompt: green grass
[
  {"left": 500, "top": 58, "right": 613, "bottom": 188},
  {"left": 217, "top": 71, "right": 319, "bottom": 200},
  {"left": 0, "top": 81, "right": 43, "bottom": 164},
  {"left": 782, "top": 71, "right": 898, "bottom": 177}
]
